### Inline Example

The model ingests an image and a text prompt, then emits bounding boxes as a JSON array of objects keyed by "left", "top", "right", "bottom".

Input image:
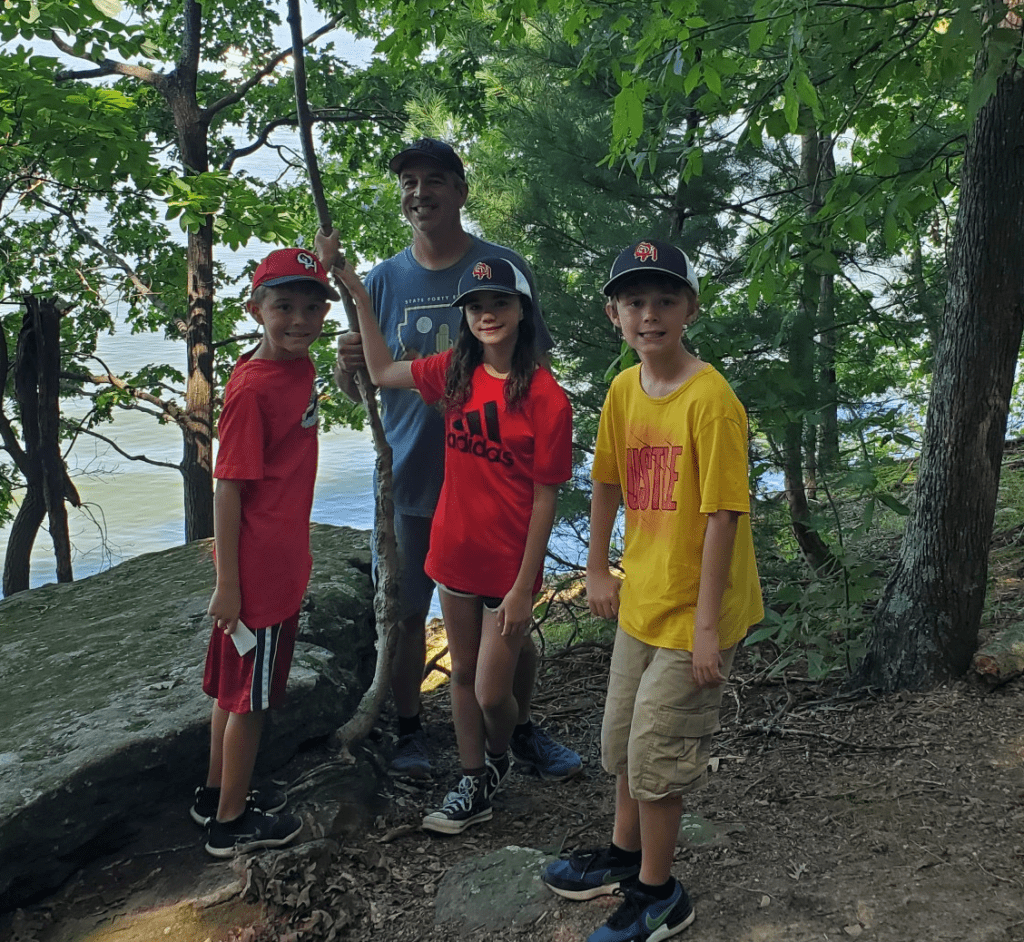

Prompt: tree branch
[
  {"left": 73, "top": 426, "right": 181, "bottom": 471},
  {"left": 52, "top": 33, "right": 163, "bottom": 86},
  {"left": 204, "top": 15, "right": 344, "bottom": 121}
]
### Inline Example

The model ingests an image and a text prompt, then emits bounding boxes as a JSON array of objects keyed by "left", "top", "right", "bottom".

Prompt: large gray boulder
[{"left": 0, "top": 523, "right": 377, "bottom": 911}]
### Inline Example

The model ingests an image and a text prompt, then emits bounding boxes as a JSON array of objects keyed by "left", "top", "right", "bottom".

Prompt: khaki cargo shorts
[{"left": 601, "top": 628, "right": 737, "bottom": 802}]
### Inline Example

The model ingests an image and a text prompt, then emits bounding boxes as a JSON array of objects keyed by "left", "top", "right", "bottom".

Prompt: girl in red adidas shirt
[{"left": 336, "top": 253, "right": 572, "bottom": 835}]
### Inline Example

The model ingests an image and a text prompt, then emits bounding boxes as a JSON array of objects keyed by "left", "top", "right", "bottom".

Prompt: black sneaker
[
  {"left": 543, "top": 846, "right": 642, "bottom": 900},
  {"left": 204, "top": 808, "right": 303, "bottom": 858},
  {"left": 190, "top": 783, "right": 288, "bottom": 826},
  {"left": 421, "top": 773, "right": 492, "bottom": 834},
  {"left": 588, "top": 879, "right": 695, "bottom": 942},
  {"left": 484, "top": 751, "right": 511, "bottom": 801}
]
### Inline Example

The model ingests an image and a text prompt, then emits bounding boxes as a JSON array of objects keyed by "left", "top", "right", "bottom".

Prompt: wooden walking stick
[{"left": 286, "top": 0, "right": 400, "bottom": 755}]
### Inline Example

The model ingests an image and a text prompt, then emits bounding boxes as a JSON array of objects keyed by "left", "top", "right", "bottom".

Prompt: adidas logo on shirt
[{"left": 447, "top": 401, "right": 514, "bottom": 466}]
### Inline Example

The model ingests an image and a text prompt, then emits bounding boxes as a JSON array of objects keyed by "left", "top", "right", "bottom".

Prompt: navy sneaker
[
  {"left": 205, "top": 808, "right": 302, "bottom": 858},
  {"left": 510, "top": 725, "right": 582, "bottom": 781},
  {"left": 588, "top": 880, "right": 695, "bottom": 942},
  {"left": 391, "top": 728, "right": 431, "bottom": 780},
  {"left": 421, "top": 773, "right": 492, "bottom": 834},
  {"left": 190, "top": 783, "right": 287, "bottom": 827},
  {"left": 484, "top": 751, "right": 511, "bottom": 800},
  {"left": 543, "top": 847, "right": 641, "bottom": 900}
]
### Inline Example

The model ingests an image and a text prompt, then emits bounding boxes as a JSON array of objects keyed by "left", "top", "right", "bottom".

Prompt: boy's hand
[
  {"left": 692, "top": 627, "right": 725, "bottom": 688},
  {"left": 496, "top": 586, "right": 534, "bottom": 637},
  {"left": 586, "top": 568, "right": 621, "bottom": 620},
  {"left": 208, "top": 585, "right": 242, "bottom": 636}
]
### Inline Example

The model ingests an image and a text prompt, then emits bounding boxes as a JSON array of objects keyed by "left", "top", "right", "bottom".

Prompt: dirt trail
[{"left": 4, "top": 646, "right": 1024, "bottom": 942}]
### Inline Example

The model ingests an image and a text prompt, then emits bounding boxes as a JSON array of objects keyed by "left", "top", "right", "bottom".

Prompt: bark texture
[
  {"left": 2, "top": 298, "right": 81, "bottom": 595},
  {"left": 854, "top": 29, "right": 1024, "bottom": 691}
]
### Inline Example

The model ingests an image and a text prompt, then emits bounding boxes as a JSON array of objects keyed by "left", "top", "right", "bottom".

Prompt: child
[
  {"left": 194, "top": 247, "right": 336, "bottom": 858},
  {"left": 333, "top": 251, "right": 573, "bottom": 834},
  {"left": 542, "top": 240, "right": 763, "bottom": 940}
]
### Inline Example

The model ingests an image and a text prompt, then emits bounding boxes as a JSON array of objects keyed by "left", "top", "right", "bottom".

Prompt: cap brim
[
  {"left": 451, "top": 285, "right": 523, "bottom": 308},
  {"left": 602, "top": 268, "right": 697, "bottom": 296},
  {"left": 260, "top": 275, "right": 340, "bottom": 302}
]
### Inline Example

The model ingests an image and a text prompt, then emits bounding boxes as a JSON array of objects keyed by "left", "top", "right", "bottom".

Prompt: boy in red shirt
[{"left": 192, "top": 248, "right": 335, "bottom": 857}]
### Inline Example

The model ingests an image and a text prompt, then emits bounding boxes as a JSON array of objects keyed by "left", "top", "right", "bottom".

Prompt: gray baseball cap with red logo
[
  {"left": 252, "top": 248, "right": 340, "bottom": 301},
  {"left": 603, "top": 240, "right": 699, "bottom": 297}
]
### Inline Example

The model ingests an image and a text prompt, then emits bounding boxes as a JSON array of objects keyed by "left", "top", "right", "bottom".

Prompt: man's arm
[
  {"left": 692, "top": 509, "right": 740, "bottom": 687},
  {"left": 208, "top": 478, "right": 243, "bottom": 635},
  {"left": 586, "top": 480, "right": 623, "bottom": 620}
]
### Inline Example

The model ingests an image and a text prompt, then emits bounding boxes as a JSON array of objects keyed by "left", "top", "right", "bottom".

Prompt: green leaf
[
  {"left": 749, "top": 18, "right": 768, "bottom": 53},
  {"left": 876, "top": 492, "right": 911, "bottom": 516}
]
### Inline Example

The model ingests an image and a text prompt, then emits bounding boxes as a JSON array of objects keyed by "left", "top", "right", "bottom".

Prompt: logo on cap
[
  {"left": 295, "top": 251, "right": 319, "bottom": 273},
  {"left": 472, "top": 262, "right": 493, "bottom": 281},
  {"left": 634, "top": 242, "right": 658, "bottom": 263}
]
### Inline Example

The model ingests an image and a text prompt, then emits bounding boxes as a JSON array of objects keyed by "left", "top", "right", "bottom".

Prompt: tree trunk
[
  {"left": 817, "top": 136, "right": 839, "bottom": 472},
  {"left": 853, "top": 23, "right": 1024, "bottom": 691},
  {"left": 3, "top": 298, "right": 81, "bottom": 596},
  {"left": 782, "top": 124, "right": 837, "bottom": 573},
  {"left": 182, "top": 218, "right": 215, "bottom": 541},
  {"left": 167, "top": 2, "right": 215, "bottom": 541},
  {"left": 29, "top": 297, "right": 73, "bottom": 582}
]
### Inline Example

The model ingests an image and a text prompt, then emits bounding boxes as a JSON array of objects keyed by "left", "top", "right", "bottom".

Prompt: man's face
[{"left": 397, "top": 157, "right": 468, "bottom": 237}]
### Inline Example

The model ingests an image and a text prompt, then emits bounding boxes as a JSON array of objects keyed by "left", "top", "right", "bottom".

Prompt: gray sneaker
[{"left": 391, "top": 728, "right": 431, "bottom": 779}]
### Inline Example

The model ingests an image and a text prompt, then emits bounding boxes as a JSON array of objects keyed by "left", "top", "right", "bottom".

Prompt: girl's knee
[
  {"left": 450, "top": 664, "right": 478, "bottom": 689},
  {"left": 476, "top": 685, "right": 515, "bottom": 715}
]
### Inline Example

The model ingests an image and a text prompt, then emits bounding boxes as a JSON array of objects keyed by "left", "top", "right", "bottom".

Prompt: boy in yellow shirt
[{"left": 543, "top": 240, "right": 763, "bottom": 941}]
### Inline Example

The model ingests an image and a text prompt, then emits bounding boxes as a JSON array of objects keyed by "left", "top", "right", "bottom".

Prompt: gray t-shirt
[{"left": 363, "top": 235, "right": 553, "bottom": 516}]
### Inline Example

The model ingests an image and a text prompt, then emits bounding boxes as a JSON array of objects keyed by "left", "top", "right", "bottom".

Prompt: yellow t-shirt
[{"left": 591, "top": 363, "right": 764, "bottom": 650}]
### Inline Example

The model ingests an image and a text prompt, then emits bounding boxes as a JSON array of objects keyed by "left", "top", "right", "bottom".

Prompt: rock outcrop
[{"left": 0, "top": 523, "right": 377, "bottom": 911}]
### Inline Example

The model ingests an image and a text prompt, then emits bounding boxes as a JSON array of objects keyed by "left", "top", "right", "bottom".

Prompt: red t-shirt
[
  {"left": 411, "top": 351, "right": 572, "bottom": 598},
  {"left": 214, "top": 353, "right": 319, "bottom": 628}
]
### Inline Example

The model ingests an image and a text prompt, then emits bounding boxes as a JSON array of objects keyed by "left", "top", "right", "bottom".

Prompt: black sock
[
  {"left": 637, "top": 877, "right": 676, "bottom": 900},
  {"left": 397, "top": 712, "right": 422, "bottom": 737},
  {"left": 513, "top": 720, "right": 533, "bottom": 739},
  {"left": 608, "top": 842, "right": 642, "bottom": 866},
  {"left": 462, "top": 766, "right": 487, "bottom": 778}
]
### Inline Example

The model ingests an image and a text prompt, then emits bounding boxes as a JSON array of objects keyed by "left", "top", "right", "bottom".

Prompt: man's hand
[{"left": 315, "top": 227, "right": 342, "bottom": 271}]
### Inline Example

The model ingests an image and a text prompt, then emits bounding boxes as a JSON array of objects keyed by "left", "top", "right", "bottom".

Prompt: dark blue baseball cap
[
  {"left": 388, "top": 138, "right": 466, "bottom": 180},
  {"left": 603, "top": 240, "right": 699, "bottom": 297}
]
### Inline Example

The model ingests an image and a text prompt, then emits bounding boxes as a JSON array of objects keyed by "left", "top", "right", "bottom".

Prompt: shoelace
[{"left": 605, "top": 886, "right": 657, "bottom": 931}]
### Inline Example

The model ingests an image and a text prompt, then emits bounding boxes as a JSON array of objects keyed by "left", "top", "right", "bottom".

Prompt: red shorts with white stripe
[{"left": 202, "top": 612, "right": 299, "bottom": 714}]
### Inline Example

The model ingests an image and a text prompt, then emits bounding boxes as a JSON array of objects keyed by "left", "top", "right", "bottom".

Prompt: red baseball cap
[{"left": 251, "top": 248, "right": 340, "bottom": 301}]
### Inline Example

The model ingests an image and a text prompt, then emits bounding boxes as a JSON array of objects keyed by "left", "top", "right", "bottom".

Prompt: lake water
[
  {"left": 0, "top": 311, "right": 384, "bottom": 595},
  {"left": 1, "top": 304, "right": 589, "bottom": 616}
]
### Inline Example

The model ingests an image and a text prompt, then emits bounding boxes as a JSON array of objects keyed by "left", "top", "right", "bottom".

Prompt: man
[{"left": 331, "top": 138, "right": 582, "bottom": 783}]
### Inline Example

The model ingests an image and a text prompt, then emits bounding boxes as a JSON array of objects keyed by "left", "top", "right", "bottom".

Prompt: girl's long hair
[{"left": 442, "top": 297, "right": 538, "bottom": 413}]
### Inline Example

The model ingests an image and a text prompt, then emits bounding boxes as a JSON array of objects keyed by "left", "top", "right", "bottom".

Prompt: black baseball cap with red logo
[
  {"left": 603, "top": 239, "right": 699, "bottom": 297},
  {"left": 451, "top": 257, "right": 533, "bottom": 312},
  {"left": 388, "top": 137, "right": 466, "bottom": 180},
  {"left": 251, "top": 248, "right": 340, "bottom": 301}
]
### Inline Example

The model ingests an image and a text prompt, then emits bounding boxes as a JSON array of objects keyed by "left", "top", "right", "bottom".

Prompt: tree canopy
[{"left": 3, "top": 0, "right": 1023, "bottom": 690}]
